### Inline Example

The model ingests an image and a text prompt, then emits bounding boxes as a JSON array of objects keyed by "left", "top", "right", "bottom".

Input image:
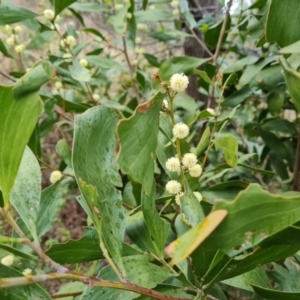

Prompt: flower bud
[
  {"left": 93, "top": 94, "right": 100, "bottom": 101},
  {"left": 55, "top": 81, "right": 63, "bottom": 90},
  {"left": 14, "top": 44, "right": 25, "bottom": 53},
  {"left": 66, "top": 35, "right": 76, "bottom": 46},
  {"left": 50, "top": 170, "right": 62, "bottom": 184},
  {"left": 14, "top": 26, "right": 22, "bottom": 33},
  {"left": 22, "top": 268, "right": 32, "bottom": 277},
  {"left": 80, "top": 58, "right": 88, "bottom": 67},
  {"left": 44, "top": 9, "right": 55, "bottom": 21}
]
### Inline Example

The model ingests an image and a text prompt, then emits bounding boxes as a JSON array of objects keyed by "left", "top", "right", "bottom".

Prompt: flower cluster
[{"left": 170, "top": 73, "right": 189, "bottom": 93}]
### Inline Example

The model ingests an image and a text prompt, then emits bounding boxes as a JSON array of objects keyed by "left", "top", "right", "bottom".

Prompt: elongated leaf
[
  {"left": 0, "top": 86, "right": 42, "bottom": 207},
  {"left": 279, "top": 57, "right": 300, "bottom": 113},
  {"left": 266, "top": 0, "right": 300, "bottom": 47},
  {"left": 165, "top": 210, "right": 227, "bottom": 265},
  {"left": 201, "top": 184, "right": 300, "bottom": 255},
  {"left": 54, "top": 0, "right": 77, "bottom": 16},
  {"left": 37, "top": 182, "right": 61, "bottom": 237},
  {"left": 0, "top": 2, "right": 38, "bottom": 25},
  {"left": 222, "top": 86, "right": 252, "bottom": 107},
  {"left": 81, "top": 256, "right": 172, "bottom": 300},
  {"left": 214, "top": 135, "right": 238, "bottom": 169},
  {"left": 13, "top": 60, "right": 56, "bottom": 99},
  {"left": 56, "top": 139, "right": 72, "bottom": 166},
  {"left": 252, "top": 285, "right": 300, "bottom": 300},
  {"left": 10, "top": 147, "right": 40, "bottom": 241},
  {"left": 73, "top": 106, "right": 126, "bottom": 273},
  {"left": 195, "top": 126, "right": 210, "bottom": 156},
  {"left": 69, "top": 59, "right": 91, "bottom": 82},
  {"left": 281, "top": 40, "right": 300, "bottom": 54},
  {"left": 0, "top": 265, "right": 51, "bottom": 299},
  {"left": 118, "top": 92, "right": 164, "bottom": 195},
  {"left": 159, "top": 56, "right": 210, "bottom": 80},
  {"left": 142, "top": 181, "right": 170, "bottom": 255},
  {"left": 223, "top": 268, "right": 271, "bottom": 292},
  {"left": 0, "top": 39, "right": 13, "bottom": 58},
  {"left": 223, "top": 56, "right": 259, "bottom": 73}
]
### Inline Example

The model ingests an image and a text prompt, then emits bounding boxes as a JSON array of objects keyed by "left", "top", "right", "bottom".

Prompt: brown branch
[
  {"left": 0, "top": 273, "right": 191, "bottom": 300},
  {"left": 183, "top": 19, "right": 214, "bottom": 59},
  {"left": 0, "top": 71, "right": 16, "bottom": 82},
  {"left": 122, "top": 36, "right": 141, "bottom": 103},
  {"left": 51, "top": 291, "right": 83, "bottom": 299}
]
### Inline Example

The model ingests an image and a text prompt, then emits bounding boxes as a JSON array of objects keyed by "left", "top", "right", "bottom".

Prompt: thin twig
[
  {"left": 0, "top": 273, "right": 191, "bottom": 300},
  {"left": 122, "top": 36, "right": 141, "bottom": 103},
  {"left": 51, "top": 291, "right": 83, "bottom": 299},
  {"left": 54, "top": 106, "right": 74, "bottom": 122},
  {"left": 0, "top": 71, "right": 16, "bottom": 82},
  {"left": 213, "top": 0, "right": 234, "bottom": 65},
  {"left": 183, "top": 19, "right": 214, "bottom": 58},
  {"left": 2, "top": 210, "right": 68, "bottom": 274}
]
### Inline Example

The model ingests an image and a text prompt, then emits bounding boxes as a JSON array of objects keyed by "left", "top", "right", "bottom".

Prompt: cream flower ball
[
  {"left": 175, "top": 192, "right": 184, "bottom": 205},
  {"left": 166, "top": 157, "right": 181, "bottom": 173},
  {"left": 189, "top": 164, "right": 202, "bottom": 177},
  {"left": 44, "top": 9, "right": 55, "bottom": 20},
  {"left": 80, "top": 58, "right": 88, "bottom": 67},
  {"left": 66, "top": 35, "right": 76, "bottom": 46},
  {"left": 170, "top": 73, "right": 189, "bottom": 93},
  {"left": 166, "top": 180, "right": 182, "bottom": 194},
  {"left": 207, "top": 108, "right": 215, "bottom": 116},
  {"left": 172, "top": 122, "right": 189, "bottom": 139},
  {"left": 182, "top": 153, "right": 197, "bottom": 168},
  {"left": 50, "top": 170, "right": 62, "bottom": 184}
]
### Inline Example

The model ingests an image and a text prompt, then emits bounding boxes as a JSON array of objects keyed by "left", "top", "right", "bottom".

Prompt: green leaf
[
  {"left": 81, "top": 256, "right": 172, "bottom": 300},
  {"left": 0, "top": 39, "right": 13, "bottom": 58},
  {"left": 0, "top": 265, "right": 51, "bottom": 299},
  {"left": 69, "top": 2, "right": 110, "bottom": 13},
  {"left": 56, "top": 139, "right": 72, "bottom": 167},
  {"left": 27, "top": 30, "right": 54, "bottom": 49},
  {"left": 85, "top": 55, "right": 120, "bottom": 69},
  {"left": 73, "top": 106, "right": 126, "bottom": 273},
  {"left": 47, "top": 227, "right": 103, "bottom": 264},
  {"left": 252, "top": 285, "right": 300, "bottom": 300},
  {"left": 223, "top": 268, "right": 271, "bottom": 292},
  {"left": 135, "top": 285, "right": 193, "bottom": 299},
  {"left": 193, "top": 69, "right": 213, "bottom": 85},
  {"left": 0, "top": 2, "right": 38, "bottom": 25},
  {"left": 280, "top": 40, "right": 300, "bottom": 54},
  {"left": 180, "top": 189, "right": 206, "bottom": 227},
  {"left": 159, "top": 56, "right": 210, "bottom": 81},
  {"left": 69, "top": 59, "right": 91, "bottom": 82},
  {"left": 279, "top": 57, "right": 300, "bottom": 113},
  {"left": 266, "top": 0, "right": 300, "bottom": 47},
  {"left": 165, "top": 210, "right": 227, "bottom": 265},
  {"left": 117, "top": 92, "right": 164, "bottom": 195},
  {"left": 214, "top": 135, "right": 238, "bottom": 169},
  {"left": 267, "top": 88, "right": 285, "bottom": 115},
  {"left": 107, "top": 7, "right": 127, "bottom": 34},
  {"left": 54, "top": 0, "right": 77, "bottom": 16},
  {"left": 0, "top": 86, "right": 42, "bottom": 207},
  {"left": 135, "top": 10, "right": 173, "bottom": 22},
  {"left": 13, "top": 60, "right": 56, "bottom": 99},
  {"left": 201, "top": 184, "right": 300, "bottom": 255},
  {"left": 195, "top": 126, "right": 210, "bottom": 156},
  {"left": 142, "top": 182, "right": 170, "bottom": 255},
  {"left": 222, "top": 86, "right": 252, "bottom": 107},
  {"left": 262, "top": 119, "right": 297, "bottom": 135},
  {"left": 37, "top": 182, "right": 61, "bottom": 237},
  {"left": 10, "top": 147, "right": 40, "bottom": 241},
  {"left": 223, "top": 56, "right": 259, "bottom": 73},
  {"left": 126, "top": 211, "right": 159, "bottom": 255}
]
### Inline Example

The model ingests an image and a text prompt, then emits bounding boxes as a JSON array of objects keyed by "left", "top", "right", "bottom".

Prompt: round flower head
[
  {"left": 6, "top": 36, "right": 15, "bottom": 46},
  {"left": 50, "top": 170, "right": 62, "bottom": 184},
  {"left": 189, "top": 164, "right": 202, "bottom": 177},
  {"left": 182, "top": 153, "right": 197, "bottom": 168},
  {"left": 14, "top": 44, "right": 25, "bottom": 53},
  {"left": 93, "top": 94, "right": 100, "bottom": 101},
  {"left": 5, "top": 25, "right": 12, "bottom": 32},
  {"left": 175, "top": 192, "right": 184, "bottom": 205},
  {"left": 126, "top": 12, "right": 132, "bottom": 19},
  {"left": 166, "top": 180, "right": 182, "bottom": 195},
  {"left": 135, "top": 37, "right": 142, "bottom": 44},
  {"left": 170, "top": 73, "right": 189, "bottom": 93},
  {"left": 55, "top": 81, "right": 63, "bottom": 90},
  {"left": 206, "top": 108, "right": 215, "bottom": 116},
  {"left": 22, "top": 268, "right": 32, "bottom": 277},
  {"left": 66, "top": 35, "right": 76, "bottom": 46},
  {"left": 80, "top": 58, "right": 88, "bottom": 67},
  {"left": 172, "top": 122, "right": 189, "bottom": 139},
  {"left": 171, "top": 0, "right": 179, "bottom": 8},
  {"left": 44, "top": 9, "right": 55, "bottom": 20},
  {"left": 193, "top": 191, "right": 203, "bottom": 202},
  {"left": 1, "top": 255, "right": 14, "bottom": 266},
  {"left": 166, "top": 157, "right": 181, "bottom": 173},
  {"left": 172, "top": 9, "right": 180, "bottom": 16},
  {"left": 14, "top": 26, "right": 22, "bottom": 33}
]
